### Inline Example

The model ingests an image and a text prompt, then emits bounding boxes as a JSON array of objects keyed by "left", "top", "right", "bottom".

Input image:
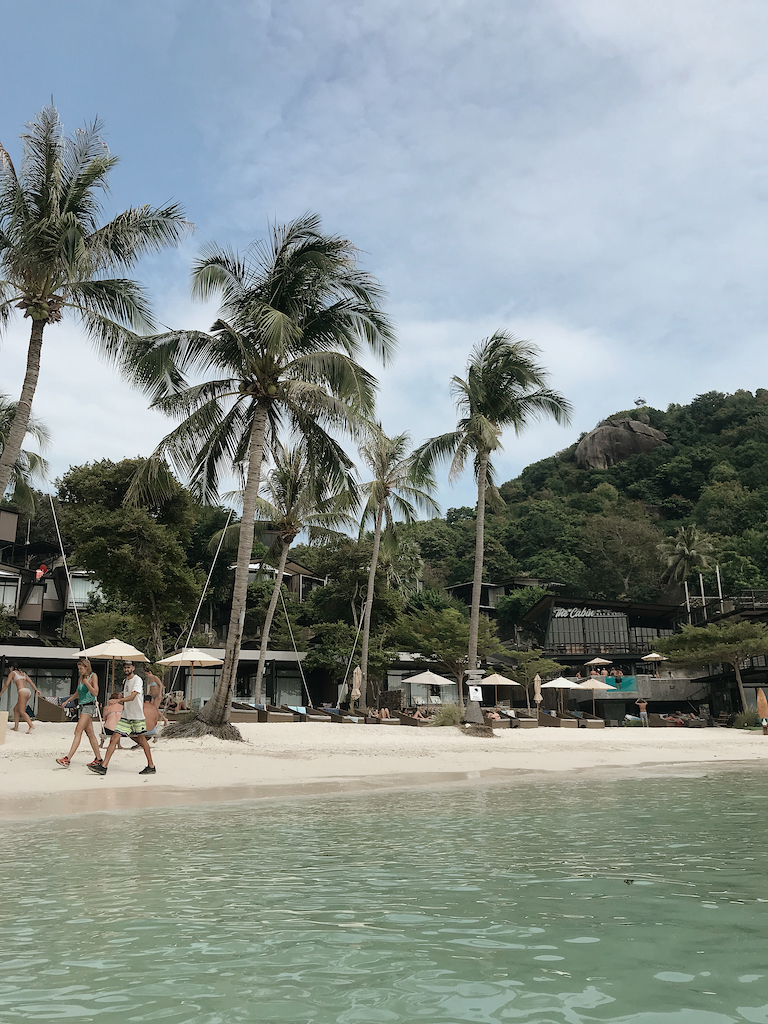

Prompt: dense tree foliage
[
  {"left": 401, "top": 389, "right": 768, "bottom": 603},
  {"left": 57, "top": 459, "right": 215, "bottom": 659}
]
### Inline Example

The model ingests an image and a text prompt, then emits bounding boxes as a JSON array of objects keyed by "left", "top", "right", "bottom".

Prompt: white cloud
[{"left": 4, "top": 0, "right": 768, "bottom": 514}]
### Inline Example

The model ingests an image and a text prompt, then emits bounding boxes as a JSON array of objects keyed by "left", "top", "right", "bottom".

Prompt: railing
[
  {"left": 545, "top": 642, "right": 659, "bottom": 656},
  {"left": 674, "top": 590, "right": 768, "bottom": 627}
]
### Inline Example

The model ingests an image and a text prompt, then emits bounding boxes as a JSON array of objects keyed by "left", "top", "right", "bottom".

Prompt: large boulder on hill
[{"left": 575, "top": 418, "right": 669, "bottom": 471}]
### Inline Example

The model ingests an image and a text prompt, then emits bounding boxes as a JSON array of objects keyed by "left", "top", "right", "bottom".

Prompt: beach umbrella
[
  {"left": 533, "top": 673, "right": 542, "bottom": 710},
  {"left": 641, "top": 651, "right": 667, "bottom": 678},
  {"left": 540, "top": 676, "right": 582, "bottom": 715},
  {"left": 576, "top": 677, "right": 616, "bottom": 716},
  {"left": 585, "top": 657, "right": 612, "bottom": 666},
  {"left": 349, "top": 664, "right": 362, "bottom": 712},
  {"left": 482, "top": 672, "right": 522, "bottom": 708},
  {"left": 79, "top": 637, "right": 149, "bottom": 692},
  {"left": 158, "top": 648, "right": 223, "bottom": 706},
  {"left": 403, "top": 669, "right": 454, "bottom": 705},
  {"left": 351, "top": 665, "right": 362, "bottom": 700}
]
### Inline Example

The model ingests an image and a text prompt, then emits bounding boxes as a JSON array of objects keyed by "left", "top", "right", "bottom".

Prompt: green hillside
[{"left": 405, "top": 389, "right": 768, "bottom": 609}]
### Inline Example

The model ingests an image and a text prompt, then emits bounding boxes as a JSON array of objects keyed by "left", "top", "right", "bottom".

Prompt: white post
[
  {"left": 684, "top": 580, "right": 691, "bottom": 624},
  {"left": 716, "top": 564, "right": 724, "bottom": 613},
  {"left": 699, "top": 573, "right": 707, "bottom": 621}
]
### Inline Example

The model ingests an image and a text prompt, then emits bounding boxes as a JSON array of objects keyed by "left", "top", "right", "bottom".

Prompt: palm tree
[
  {"left": 357, "top": 429, "right": 439, "bottom": 708},
  {"left": 414, "top": 332, "right": 571, "bottom": 701},
  {"left": 251, "top": 442, "right": 356, "bottom": 702},
  {"left": 659, "top": 525, "right": 713, "bottom": 582},
  {"left": 0, "top": 106, "right": 189, "bottom": 498},
  {"left": 0, "top": 391, "right": 50, "bottom": 512},
  {"left": 131, "top": 214, "right": 394, "bottom": 738}
]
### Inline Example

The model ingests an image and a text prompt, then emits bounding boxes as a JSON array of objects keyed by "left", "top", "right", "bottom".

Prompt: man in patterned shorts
[{"left": 88, "top": 660, "right": 156, "bottom": 776}]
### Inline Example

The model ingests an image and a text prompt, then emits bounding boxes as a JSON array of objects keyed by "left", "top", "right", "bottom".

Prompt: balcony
[{"left": 545, "top": 640, "right": 660, "bottom": 657}]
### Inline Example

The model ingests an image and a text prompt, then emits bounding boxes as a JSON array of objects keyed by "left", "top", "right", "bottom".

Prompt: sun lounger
[
  {"left": 256, "top": 705, "right": 296, "bottom": 723},
  {"left": 483, "top": 715, "right": 511, "bottom": 729},
  {"left": 538, "top": 711, "right": 578, "bottom": 728},
  {"left": 281, "top": 705, "right": 336, "bottom": 723},
  {"left": 510, "top": 711, "right": 538, "bottom": 728},
  {"left": 565, "top": 710, "right": 605, "bottom": 729},
  {"left": 35, "top": 696, "right": 71, "bottom": 723},
  {"left": 395, "top": 711, "right": 430, "bottom": 727}
]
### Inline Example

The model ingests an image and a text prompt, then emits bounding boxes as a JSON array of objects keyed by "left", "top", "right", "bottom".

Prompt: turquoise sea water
[{"left": 2, "top": 768, "right": 768, "bottom": 1023}]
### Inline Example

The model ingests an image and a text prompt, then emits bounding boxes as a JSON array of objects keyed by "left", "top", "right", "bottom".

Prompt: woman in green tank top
[{"left": 55, "top": 658, "right": 103, "bottom": 768}]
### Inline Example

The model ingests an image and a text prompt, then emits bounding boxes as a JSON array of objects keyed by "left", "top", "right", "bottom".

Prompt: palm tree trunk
[
  {"left": 148, "top": 593, "right": 165, "bottom": 662},
  {"left": 359, "top": 501, "right": 385, "bottom": 709},
  {"left": 197, "top": 405, "right": 267, "bottom": 736},
  {"left": 254, "top": 541, "right": 290, "bottom": 704},
  {"left": 0, "top": 319, "right": 45, "bottom": 498},
  {"left": 466, "top": 450, "right": 489, "bottom": 704},
  {"left": 733, "top": 660, "right": 749, "bottom": 713}
]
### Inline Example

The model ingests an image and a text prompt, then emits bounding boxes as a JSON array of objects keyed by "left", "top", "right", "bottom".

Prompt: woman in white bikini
[
  {"left": 56, "top": 658, "right": 103, "bottom": 768},
  {"left": 0, "top": 663, "right": 40, "bottom": 732}
]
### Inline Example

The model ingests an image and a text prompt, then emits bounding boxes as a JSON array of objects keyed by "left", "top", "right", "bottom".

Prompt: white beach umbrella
[
  {"left": 577, "top": 679, "right": 617, "bottom": 690},
  {"left": 404, "top": 669, "right": 454, "bottom": 705},
  {"left": 641, "top": 651, "right": 667, "bottom": 677},
  {"left": 158, "top": 648, "right": 224, "bottom": 706},
  {"left": 540, "top": 677, "right": 582, "bottom": 688},
  {"left": 540, "top": 676, "right": 582, "bottom": 715},
  {"left": 79, "top": 637, "right": 149, "bottom": 692},
  {"left": 576, "top": 677, "right": 616, "bottom": 716},
  {"left": 482, "top": 672, "right": 521, "bottom": 708},
  {"left": 585, "top": 657, "right": 612, "bottom": 666},
  {"left": 79, "top": 638, "right": 149, "bottom": 662}
]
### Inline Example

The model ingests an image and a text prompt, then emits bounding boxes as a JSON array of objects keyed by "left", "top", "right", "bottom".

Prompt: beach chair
[
  {"left": 512, "top": 710, "right": 538, "bottom": 729},
  {"left": 483, "top": 714, "right": 511, "bottom": 729},
  {"left": 256, "top": 705, "right": 296, "bottom": 723},
  {"left": 281, "top": 705, "right": 336, "bottom": 723},
  {"left": 395, "top": 710, "right": 429, "bottom": 727},
  {"left": 565, "top": 710, "right": 605, "bottom": 729},
  {"left": 538, "top": 711, "right": 577, "bottom": 728}
]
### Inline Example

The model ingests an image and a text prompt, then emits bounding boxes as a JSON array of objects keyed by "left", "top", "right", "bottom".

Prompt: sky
[{"left": 3, "top": 0, "right": 768, "bottom": 512}]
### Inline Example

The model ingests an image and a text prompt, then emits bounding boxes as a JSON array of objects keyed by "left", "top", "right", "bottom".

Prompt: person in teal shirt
[{"left": 56, "top": 658, "right": 103, "bottom": 768}]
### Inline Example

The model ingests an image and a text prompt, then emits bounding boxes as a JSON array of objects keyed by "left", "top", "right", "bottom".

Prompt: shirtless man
[
  {"left": 130, "top": 695, "right": 168, "bottom": 746},
  {"left": 0, "top": 664, "right": 40, "bottom": 732},
  {"left": 635, "top": 698, "right": 649, "bottom": 726}
]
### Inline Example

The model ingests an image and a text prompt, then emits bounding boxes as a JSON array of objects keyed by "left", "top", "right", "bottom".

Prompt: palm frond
[{"left": 88, "top": 203, "right": 191, "bottom": 269}]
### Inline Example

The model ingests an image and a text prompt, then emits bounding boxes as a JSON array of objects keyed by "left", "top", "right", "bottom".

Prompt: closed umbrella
[
  {"left": 350, "top": 665, "right": 362, "bottom": 713},
  {"left": 158, "top": 648, "right": 224, "bottom": 707},
  {"left": 533, "top": 673, "right": 542, "bottom": 712}
]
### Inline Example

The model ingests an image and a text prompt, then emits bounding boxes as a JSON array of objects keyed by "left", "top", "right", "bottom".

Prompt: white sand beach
[{"left": 2, "top": 721, "right": 767, "bottom": 818}]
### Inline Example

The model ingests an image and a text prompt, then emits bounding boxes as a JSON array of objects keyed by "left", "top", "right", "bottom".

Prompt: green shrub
[
  {"left": 734, "top": 710, "right": 760, "bottom": 729},
  {"left": 429, "top": 703, "right": 463, "bottom": 727}
]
